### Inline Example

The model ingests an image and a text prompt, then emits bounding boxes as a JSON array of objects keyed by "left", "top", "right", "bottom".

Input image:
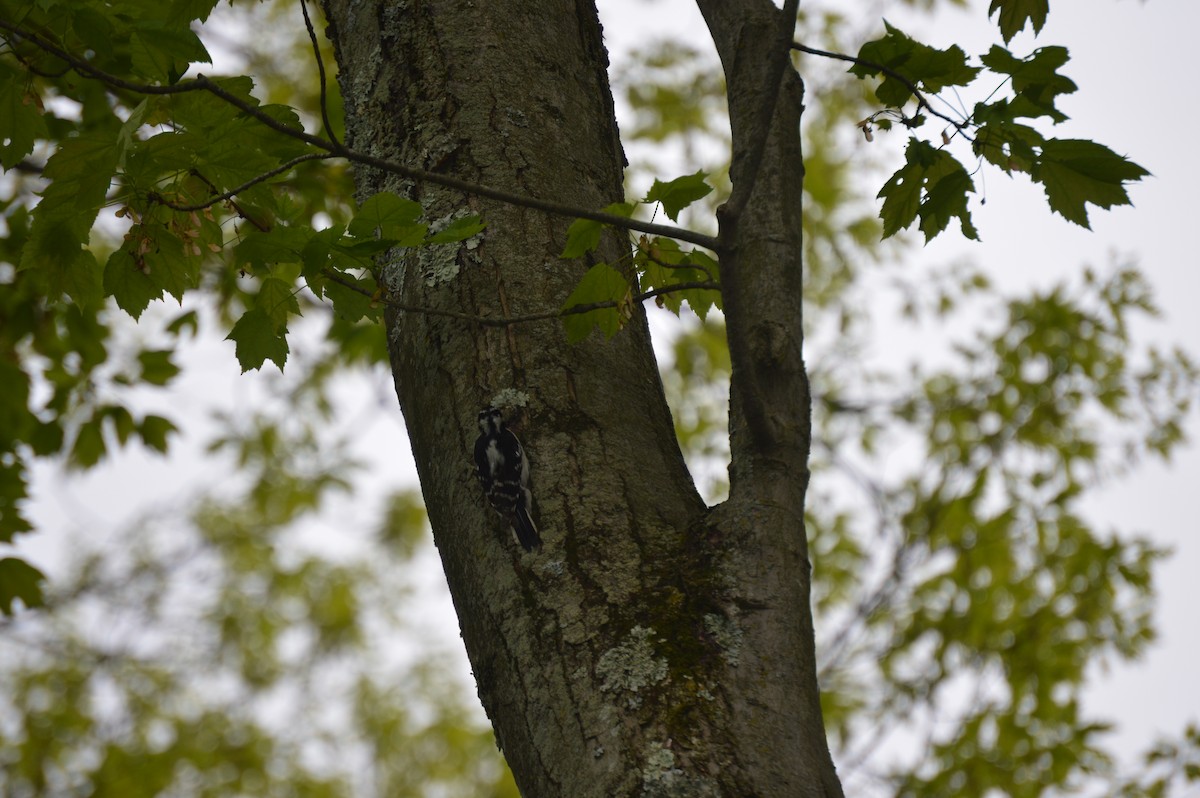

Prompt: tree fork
[
  {"left": 320, "top": 0, "right": 843, "bottom": 794},
  {"left": 697, "top": 0, "right": 841, "bottom": 795}
]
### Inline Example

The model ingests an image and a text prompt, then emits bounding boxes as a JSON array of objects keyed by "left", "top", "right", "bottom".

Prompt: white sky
[{"left": 13, "top": 0, "right": 1199, "bottom": 789}]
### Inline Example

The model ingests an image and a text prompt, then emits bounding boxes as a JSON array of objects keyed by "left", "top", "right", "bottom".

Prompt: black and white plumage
[{"left": 474, "top": 407, "right": 542, "bottom": 552}]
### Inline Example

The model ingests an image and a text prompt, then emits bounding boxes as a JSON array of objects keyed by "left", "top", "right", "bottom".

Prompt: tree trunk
[{"left": 320, "top": 0, "right": 842, "bottom": 795}]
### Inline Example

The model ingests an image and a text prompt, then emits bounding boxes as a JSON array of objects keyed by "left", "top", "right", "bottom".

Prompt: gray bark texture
[{"left": 320, "top": 0, "right": 843, "bottom": 795}]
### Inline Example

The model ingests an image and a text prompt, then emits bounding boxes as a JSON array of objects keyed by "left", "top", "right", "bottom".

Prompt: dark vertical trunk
[
  {"left": 320, "top": 0, "right": 842, "bottom": 794},
  {"left": 695, "top": 0, "right": 842, "bottom": 794}
]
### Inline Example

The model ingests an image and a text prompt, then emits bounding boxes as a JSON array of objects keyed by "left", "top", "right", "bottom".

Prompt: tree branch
[
  {"left": 721, "top": 0, "right": 799, "bottom": 224},
  {"left": 791, "top": 40, "right": 974, "bottom": 141},
  {"left": 0, "top": 16, "right": 718, "bottom": 251},
  {"left": 150, "top": 153, "right": 335, "bottom": 213},
  {"left": 336, "top": 149, "right": 719, "bottom": 250},
  {"left": 322, "top": 270, "right": 719, "bottom": 327},
  {"left": 299, "top": 0, "right": 342, "bottom": 151}
]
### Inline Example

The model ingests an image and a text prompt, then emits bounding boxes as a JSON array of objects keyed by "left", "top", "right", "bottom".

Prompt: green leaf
[
  {"left": 236, "top": 225, "right": 314, "bottom": 270},
  {"left": 139, "top": 414, "right": 178, "bottom": 453},
  {"left": 128, "top": 129, "right": 198, "bottom": 179},
  {"left": 988, "top": 0, "right": 1050, "bottom": 44},
  {"left": 171, "top": 76, "right": 257, "bottom": 130},
  {"left": 0, "top": 557, "right": 46, "bottom": 615},
  {"left": 878, "top": 139, "right": 977, "bottom": 241},
  {"left": 166, "top": 309, "right": 200, "bottom": 338},
  {"left": 20, "top": 134, "right": 118, "bottom": 304},
  {"left": 70, "top": 416, "right": 107, "bottom": 468},
  {"left": 117, "top": 99, "right": 151, "bottom": 162},
  {"left": 256, "top": 277, "right": 302, "bottom": 330},
  {"left": 104, "top": 249, "right": 162, "bottom": 319},
  {"left": 239, "top": 104, "right": 311, "bottom": 161},
  {"left": 427, "top": 215, "right": 486, "bottom": 244},
  {"left": 635, "top": 238, "right": 721, "bottom": 319},
  {"left": 0, "top": 65, "right": 48, "bottom": 169},
  {"left": 981, "top": 46, "right": 1076, "bottom": 122},
  {"left": 0, "top": 361, "right": 32, "bottom": 444},
  {"left": 30, "top": 421, "right": 64, "bottom": 456},
  {"left": 129, "top": 24, "right": 211, "bottom": 84},
  {"left": 0, "top": 460, "right": 32, "bottom": 544},
  {"left": 136, "top": 223, "right": 201, "bottom": 301},
  {"left": 172, "top": 0, "right": 222, "bottom": 24},
  {"left": 919, "top": 165, "right": 977, "bottom": 241},
  {"left": 852, "top": 22, "right": 981, "bottom": 107},
  {"left": 137, "top": 350, "right": 181, "bottom": 386},
  {"left": 192, "top": 139, "right": 279, "bottom": 198},
  {"left": 300, "top": 225, "right": 346, "bottom": 277},
  {"left": 878, "top": 150, "right": 925, "bottom": 238},
  {"left": 1033, "top": 139, "right": 1150, "bottom": 228},
  {"left": 33, "top": 130, "right": 119, "bottom": 223},
  {"left": 45, "top": 248, "right": 104, "bottom": 308},
  {"left": 69, "top": 6, "right": 117, "bottom": 58},
  {"left": 643, "top": 171, "right": 712, "bottom": 221},
  {"left": 226, "top": 308, "right": 289, "bottom": 372},
  {"left": 334, "top": 239, "right": 397, "bottom": 259},
  {"left": 560, "top": 263, "right": 632, "bottom": 343},
  {"left": 972, "top": 105, "right": 1045, "bottom": 172},
  {"left": 316, "top": 273, "right": 380, "bottom": 323},
  {"left": 561, "top": 218, "right": 604, "bottom": 259},
  {"left": 678, "top": 251, "right": 722, "bottom": 320},
  {"left": 102, "top": 404, "right": 136, "bottom": 446},
  {"left": 348, "top": 192, "right": 424, "bottom": 238},
  {"left": 561, "top": 203, "right": 634, "bottom": 258}
]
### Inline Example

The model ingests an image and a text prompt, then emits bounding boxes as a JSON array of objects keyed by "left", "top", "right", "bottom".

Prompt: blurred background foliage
[{"left": 1, "top": 0, "right": 1198, "bottom": 795}]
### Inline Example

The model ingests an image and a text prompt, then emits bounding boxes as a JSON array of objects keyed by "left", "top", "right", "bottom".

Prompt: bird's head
[{"left": 477, "top": 406, "right": 505, "bottom": 435}]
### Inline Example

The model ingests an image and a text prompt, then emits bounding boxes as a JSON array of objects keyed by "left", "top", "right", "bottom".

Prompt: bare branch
[
  {"left": 338, "top": 149, "right": 719, "bottom": 250},
  {"left": 322, "top": 270, "right": 719, "bottom": 328},
  {"left": 299, "top": 0, "right": 343, "bottom": 151}
]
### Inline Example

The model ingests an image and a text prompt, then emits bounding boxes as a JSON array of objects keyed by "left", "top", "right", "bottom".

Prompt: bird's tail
[{"left": 513, "top": 506, "right": 542, "bottom": 552}]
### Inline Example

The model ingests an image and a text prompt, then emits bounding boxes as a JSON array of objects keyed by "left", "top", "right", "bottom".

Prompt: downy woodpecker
[{"left": 474, "top": 407, "right": 542, "bottom": 551}]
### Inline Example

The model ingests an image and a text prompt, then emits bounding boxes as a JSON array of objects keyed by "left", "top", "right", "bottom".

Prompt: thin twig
[
  {"left": 322, "top": 270, "right": 720, "bottom": 327},
  {"left": 299, "top": 0, "right": 342, "bottom": 151},
  {"left": 791, "top": 41, "right": 975, "bottom": 142},
  {"left": 10, "top": 160, "right": 43, "bottom": 175},
  {"left": 0, "top": 16, "right": 719, "bottom": 251},
  {"left": 151, "top": 152, "right": 334, "bottom": 213},
  {"left": 722, "top": 0, "right": 800, "bottom": 223},
  {"left": 183, "top": 170, "right": 270, "bottom": 232}
]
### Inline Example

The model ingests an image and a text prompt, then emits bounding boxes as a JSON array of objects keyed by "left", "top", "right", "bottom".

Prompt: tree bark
[
  {"left": 320, "top": 0, "right": 842, "bottom": 795},
  {"left": 694, "top": 2, "right": 842, "bottom": 797}
]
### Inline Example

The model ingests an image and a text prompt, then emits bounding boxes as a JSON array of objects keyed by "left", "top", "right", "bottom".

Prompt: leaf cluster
[
  {"left": 847, "top": 20, "right": 1148, "bottom": 238},
  {"left": 558, "top": 173, "right": 721, "bottom": 342},
  {"left": 0, "top": 372, "right": 518, "bottom": 797},
  {"left": 0, "top": 0, "right": 487, "bottom": 598},
  {"left": 813, "top": 267, "right": 1195, "bottom": 795}
]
